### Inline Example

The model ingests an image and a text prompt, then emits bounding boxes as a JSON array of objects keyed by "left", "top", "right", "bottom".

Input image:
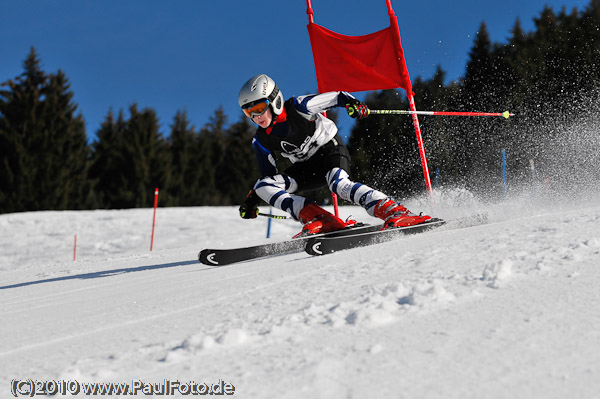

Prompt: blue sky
[{"left": 1, "top": 0, "right": 589, "bottom": 142}]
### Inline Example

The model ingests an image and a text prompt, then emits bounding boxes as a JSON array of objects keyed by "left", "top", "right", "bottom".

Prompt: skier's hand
[
  {"left": 239, "top": 190, "right": 260, "bottom": 219},
  {"left": 346, "top": 100, "right": 369, "bottom": 119}
]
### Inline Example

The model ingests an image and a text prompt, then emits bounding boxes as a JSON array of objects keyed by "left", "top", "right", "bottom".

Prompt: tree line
[
  {"left": 349, "top": 0, "right": 600, "bottom": 200},
  {"left": 1, "top": 1, "right": 599, "bottom": 214},
  {"left": 0, "top": 49, "right": 259, "bottom": 214}
]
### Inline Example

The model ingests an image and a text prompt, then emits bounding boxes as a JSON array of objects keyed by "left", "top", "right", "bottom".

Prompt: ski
[
  {"left": 199, "top": 223, "right": 378, "bottom": 266},
  {"left": 305, "top": 218, "right": 446, "bottom": 256}
]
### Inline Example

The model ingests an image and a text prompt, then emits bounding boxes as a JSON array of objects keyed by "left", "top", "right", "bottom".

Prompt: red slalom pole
[
  {"left": 407, "top": 95, "right": 433, "bottom": 195},
  {"left": 306, "top": 0, "right": 314, "bottom": 23},
  {"left": 332, "top": 192, "right": 339, "bottom": 217},
  {"left": 150, "top": 188, "right": 159, "bottom": 251},
  {"left": 73, "top": 234, "right": 77, "bottom": 261}
]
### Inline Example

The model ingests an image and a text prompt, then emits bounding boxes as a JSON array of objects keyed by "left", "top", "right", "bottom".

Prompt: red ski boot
[
  {"left": 293, "top": 203, "right": 356, "bottom": 238},
  {"left": 373, "top": 199, "right": 431, "bottom": 229}
]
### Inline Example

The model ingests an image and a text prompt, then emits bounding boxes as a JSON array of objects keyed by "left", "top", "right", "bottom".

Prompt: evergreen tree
[
  {"left": 123, "top": 105, "right": 171, "bottom": 208},
  {"left": 89, "top": 105, "right": 170, "bottom": 208},
  {"left": 579, "top": 0, "right": 600, "bottom": 95},
  {"left": 219, "top": 116, "right": 259, "bottom": 204},
  {"left": 167, "top": 110, "right": 200, "bottom": 206},
  {"left": 504, "top": 18, "right": 529, "bottom": 111},
  {"left": 463, "top": 22, "right": 495, "bottom": 108},
  {"left": 195, "top": 107, "right": 228, "bottom": 205},
  {"left": 527, "top": 7, "right": 561, "bottom": 113},
  {"left": 88, "top": 109, "right": 127, "bottom": 208},
  {"left": 0, "top": 48, "right": 89, "bottom": 214}
]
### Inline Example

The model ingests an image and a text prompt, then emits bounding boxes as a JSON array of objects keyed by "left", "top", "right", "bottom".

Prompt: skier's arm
[
  {"left": 293, "top": 91, "right": 364, "bottom": 119},
  {"left": 252, "top": 137, "right": 277, "bottom": 178},
  {"left": 239, "top": 137, "right": 275, "bottom": 220}
]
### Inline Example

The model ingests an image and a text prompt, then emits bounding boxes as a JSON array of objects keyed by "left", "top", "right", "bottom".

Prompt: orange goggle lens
[{"left": 242, "top": 100, "right": 270, "bottom": 118}]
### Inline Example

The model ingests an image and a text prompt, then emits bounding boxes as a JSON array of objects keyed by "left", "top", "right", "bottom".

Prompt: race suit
[{"left": 251, "top": 91, "right": 387, "bottom": 220}]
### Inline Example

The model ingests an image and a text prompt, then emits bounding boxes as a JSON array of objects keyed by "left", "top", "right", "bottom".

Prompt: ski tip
[
  {"left": 305, "top": 239, "right": 327, "bottom": 256},
  {"left": 198, "top": 249, "right": 220, "bottom": 266}
]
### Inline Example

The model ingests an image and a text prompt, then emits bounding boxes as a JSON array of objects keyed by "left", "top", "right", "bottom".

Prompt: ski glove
[
  {"left": 345, "top": 100, "right": 369, "bottom": 119},
  {"left": 239, "top": 189, "right": 260, "bottom": 219}
]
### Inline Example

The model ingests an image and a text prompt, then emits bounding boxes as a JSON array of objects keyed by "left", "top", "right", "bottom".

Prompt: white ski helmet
[{"left": 238, "top": 74, "right": 284, "bottom": 116}]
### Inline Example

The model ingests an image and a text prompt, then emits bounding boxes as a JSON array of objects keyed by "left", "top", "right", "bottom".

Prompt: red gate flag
[
  {"left": 307, "top": 1, "right": 413, "bottom": 94},
  {"left": 306, "top": 0, "right": 433, "bottom": 195}
]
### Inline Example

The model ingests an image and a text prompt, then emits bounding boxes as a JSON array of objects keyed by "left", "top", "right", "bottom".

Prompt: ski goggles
[{"left": 242, "top": 99, "right": 270, "bottom": 118}]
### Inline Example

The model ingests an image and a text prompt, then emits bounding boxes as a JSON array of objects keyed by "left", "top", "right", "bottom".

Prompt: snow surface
[{"left": 1, "top": 188, "right": 600, "bottom": 398}]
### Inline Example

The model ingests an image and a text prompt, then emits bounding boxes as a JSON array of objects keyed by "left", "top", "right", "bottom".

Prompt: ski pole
[
  {"left": 367, "top": 109, "right": 514, "bottom": 119},
  {"left": 258, "top": 212, "right": 289, "bottom": 220}
]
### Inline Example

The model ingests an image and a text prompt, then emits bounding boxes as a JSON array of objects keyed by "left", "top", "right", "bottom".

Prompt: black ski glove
[
  {"left": 239, "top": 189, "right": 260, "bottom": 219},
  {"left": 345, "top": 99, "right": 369, "bottom": 119}
]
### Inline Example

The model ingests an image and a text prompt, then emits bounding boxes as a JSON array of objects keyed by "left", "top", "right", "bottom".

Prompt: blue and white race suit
[{"left": 251, "top": 91, "right": 387, "bottom": 220}]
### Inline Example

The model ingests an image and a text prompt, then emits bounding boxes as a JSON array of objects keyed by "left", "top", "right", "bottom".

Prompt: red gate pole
[
  {"left": 408, "top": 95, "right": 433, "bottom": 194},
  {"left": 386, "top": 0, "right": 433, "bottom": 196},
  {"left": 150, "top": 188, "right": 159, "bottom": 251},
  {"left": 307, "top": 0, "right": 341, "bottom": 217},
  {"left": 306, "top": 0, "right": 314, "bottom": 23}
]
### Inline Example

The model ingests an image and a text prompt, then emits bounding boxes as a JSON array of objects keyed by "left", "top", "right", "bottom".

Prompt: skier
[{"left": 237, "top": 74, "right": 431, "bottom": 237}]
